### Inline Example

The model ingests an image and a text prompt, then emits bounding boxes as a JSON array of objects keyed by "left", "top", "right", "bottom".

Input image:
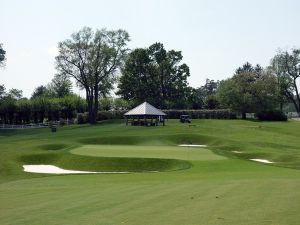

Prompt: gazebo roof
[{"left": 124, "top": 102, "right": 166, "bottom": 116}]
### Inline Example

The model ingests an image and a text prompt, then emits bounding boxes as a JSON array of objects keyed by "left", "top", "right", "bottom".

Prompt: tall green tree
[
  {"left": 47, "top": 74, "right": 73, "bottom": 98},
  {"left": 56, "top": 27, "right": 129, "bottom": 124},
  {"left": 270, "top": 49, "right": 300, "bottom": 115},
  {"left": 32, "top": 74, "right": 73, "bottom": 99},
  {"left": 0, "top": 84, "right": 6, "bottom": 98},
  {"left": 216, "top": 63, "right": 280, "bottom": 118},
  {"left": 118, "top": 43, "right": 190, "bottom": 109},
  {"left": 7, "top": 88, "right": 23, "bottom": 100},
  {"left": 188, "top": 79, "right": 219, "bottom": 109},
  {"left": 31, "top": 85, "right": 49, "bottom": 98},
  {"left": 0, "top": 43, "right": 6, "bottom": 67},
  {"left": 16, "top": 98, "right": 32, "bottom": 124}
]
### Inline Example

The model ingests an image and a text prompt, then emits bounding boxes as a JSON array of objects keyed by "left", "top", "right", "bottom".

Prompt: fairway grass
[{"left": 1, "top": 119, "right": 300, "bottom": 225}]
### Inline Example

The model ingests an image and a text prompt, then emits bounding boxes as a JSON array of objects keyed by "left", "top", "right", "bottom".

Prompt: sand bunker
[
  {"left": 232, "top": 151, "right": 242, "bottom": 154},
  {"left": 23, "top": 165, "right": 129, "bottom": 174},
  {"left": 250, "top": 159, "right": 273, "bottom": 164},
  {"left": 178, "top": 144, "right": 207, "bottom": 147}
]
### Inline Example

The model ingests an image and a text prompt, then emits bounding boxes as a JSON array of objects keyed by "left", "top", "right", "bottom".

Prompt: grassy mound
[
  {"left": 39, "top": 144, "right": 67, "bottom": 151},
  {"left": 19, "top": 153, "right": 191, "bottom": 172}
]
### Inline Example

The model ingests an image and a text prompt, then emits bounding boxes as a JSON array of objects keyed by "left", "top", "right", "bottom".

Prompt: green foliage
[
  {"left": 31, "top": 85, "right": 49, "bottom": 98},
  {"left": 59, "top": 94, "right": 86, "bottom": 119},
  {"left": 204, "top": 95, "right": 219, "bottom": 109},
  {"left": 0, "top": 84, "right": 5, "bottom": 98},
  {"left": 0, "top": 43, "right": 6, "bottom": 67},
  {"left": 270, "top": 48, "right": 300, "bottom": 115},
  {"left": 189, "top": 79, "right": 220, "bottom": 109},
  {"left": 0, "top": 96, "right": 17, "bottom": 123},
  {"left": 76, "top": 109, "right": 236, "bottom": 124},
  {"left": 99, "top": 97, "right": 114, "bottom": 111},
  {"left": 118, "top": 42, "right": 190, "bottom": 109},
  {"left": 0, "top": 94, "right": 86, "bottom": 124},
  {"left": 164, "top": 109, "right": 236, "bottom": 119},
  {"left": 256, "top": 110, "right": 287, "bottom": 121},
  {"left": 77, "top": 112, "right": 89, "bottom": 124},
  {"left": 216, "top": 62, "right": 281, "bottom": 118},
  {"left": 47, "top": 74, "right": 73, "bottom": 98},
  {"left": 56, "top": 27, "right": 130, "bottom": 124},
  {"left": 113, "top": 98, "right": 131, "bottom": 110},
  {"left": 7, "top": 88, "right": 23, "bottom": 99}
]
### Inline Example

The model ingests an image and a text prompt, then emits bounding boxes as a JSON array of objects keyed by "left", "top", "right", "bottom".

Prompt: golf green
[{"left": 71, "top": 145, "right": 226, "bottom": 161}]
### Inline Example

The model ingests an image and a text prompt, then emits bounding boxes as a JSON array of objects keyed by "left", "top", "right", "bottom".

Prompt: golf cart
[{"left": 180, "top": 115, "right": 191, "bottom": 123}]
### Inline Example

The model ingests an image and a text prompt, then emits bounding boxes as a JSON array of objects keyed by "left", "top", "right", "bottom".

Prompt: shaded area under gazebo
[{"left": 124, "top": 102, "right": 166, "bottom": 126}]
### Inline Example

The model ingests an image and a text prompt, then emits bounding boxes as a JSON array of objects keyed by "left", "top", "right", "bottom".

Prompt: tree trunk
[
  {"left": 86, "top": 89, "right": 96, "bottom": 125},
  {"left": 284, "top": 90, "right": 300, "bottom": 117},
  {"left": 292, "top": 79, "right": 300, "bottom": 117},
  {"left": 90, "top": 86, "right": 99, "bottom": 125}
]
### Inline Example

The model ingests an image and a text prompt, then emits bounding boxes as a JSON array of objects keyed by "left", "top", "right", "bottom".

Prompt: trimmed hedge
[
  {"left": 162, "top": 109, "right": 236, "bottom": 119},
  {"left": 256, "top": 110, "right": 287, "bottom": 121},
  {"left": 77, "top": 109, "right": 236, "bottom": 124}
]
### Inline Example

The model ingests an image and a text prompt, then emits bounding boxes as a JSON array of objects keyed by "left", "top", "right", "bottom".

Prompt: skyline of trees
[{"left": 1, "top": 30, "right": 300, "bottom": 123}]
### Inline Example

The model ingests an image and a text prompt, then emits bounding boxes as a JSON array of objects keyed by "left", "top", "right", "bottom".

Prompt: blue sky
[{"left": 1, "top": 0, "right": 300, "bottom": 97}]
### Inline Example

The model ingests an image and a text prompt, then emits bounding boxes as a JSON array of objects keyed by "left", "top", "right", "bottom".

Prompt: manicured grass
[
  {"left": 71, "top": 145, "right": 226, "bottom": 161},
  {"left": 0, "top": 119, "right": 300, "bottom": 225}
]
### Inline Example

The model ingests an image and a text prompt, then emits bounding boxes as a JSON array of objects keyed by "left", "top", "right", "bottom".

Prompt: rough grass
[
  {"left": 1, "top": 119, "right": 300, "bottom": 225},
  {"left": 38, "top": 143, "right": 68, "bottom": 150}
]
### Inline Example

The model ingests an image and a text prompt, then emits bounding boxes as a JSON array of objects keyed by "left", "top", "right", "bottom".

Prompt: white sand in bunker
[
  {"left": 250, "top": 159, "right": 274, "bottom": 164},
  {"left": 232, "top": 151, "right": 243, "bottom": 154},
  {"left": 23, "top": 165, "right": 130, "bottom": 174},
  {"left": 178, "top": 144, "right": 207, "bottom": 147}
]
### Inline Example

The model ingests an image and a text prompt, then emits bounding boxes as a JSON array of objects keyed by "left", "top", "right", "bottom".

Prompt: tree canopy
[
  {"left": 47, "top": 74, "right": 73, "bottom": 98},
  {"left": 189, "top": 79, "right": 220, "bottom": 109},
  {"left": 270, "top": 49, "right": 300, "bottom": 115},
  {"left": 56, "top": 27, "right": 129, "bottom": 124},
  {"left": 117, "top": 43, "right": 190, "bottom": 109},
  {"left": 0, "top": 43, "right": 6, "bottom": 67},
  {"left": 216, "top": 63, "right": 280, "bottom": 118}
]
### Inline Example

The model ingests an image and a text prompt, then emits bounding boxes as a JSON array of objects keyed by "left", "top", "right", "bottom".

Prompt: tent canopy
[{"left": 124, "top": 102, "right": 166, "bottom": 116}]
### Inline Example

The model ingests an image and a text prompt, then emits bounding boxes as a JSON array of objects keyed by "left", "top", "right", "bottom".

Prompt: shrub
[
  {"left": 256, "top": 110, "right": 287, "bottom": 121},
  {"left": 77, "top": 112, "right": 89, "bottom": 124},
  {"left": 162, "top": 109, "right": 236, "bottom": 119},
  {"left": 97, "top": 110, "right": 127, "bottom": 121}
]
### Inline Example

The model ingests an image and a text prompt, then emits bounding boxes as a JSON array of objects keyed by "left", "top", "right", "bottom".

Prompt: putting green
[{"left": 71, "top": 144, "right": 226, "bottom": 161}]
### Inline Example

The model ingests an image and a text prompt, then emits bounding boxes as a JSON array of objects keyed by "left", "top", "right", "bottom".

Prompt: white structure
[{"left": 124, "top": 102, "right": 166, "bottom": 126}]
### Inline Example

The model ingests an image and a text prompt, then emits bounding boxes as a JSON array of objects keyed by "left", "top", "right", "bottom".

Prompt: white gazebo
[{"left": 124, "top": 102, "right": 167, "bottom": 126}]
